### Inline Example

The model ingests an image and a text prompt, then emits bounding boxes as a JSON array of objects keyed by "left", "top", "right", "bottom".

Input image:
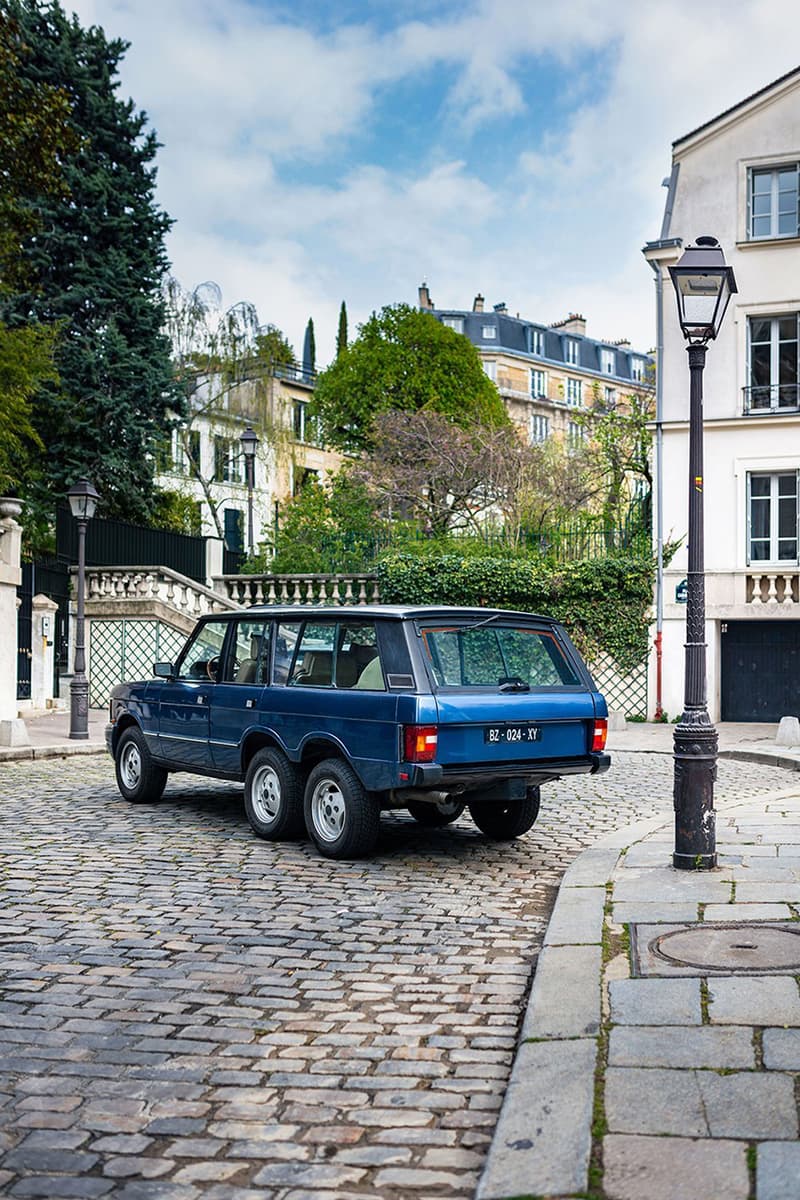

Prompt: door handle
[
  {"left": 245, "top": 698, "right": 255, "bottom": 709},
  {"left": 196, "top": 695, "right": 207, "bottom": 705}
]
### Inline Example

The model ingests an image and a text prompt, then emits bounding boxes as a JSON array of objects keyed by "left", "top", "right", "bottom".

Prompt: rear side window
[{"left": 420, "top": 624, "right": 580, "bottom": 689}]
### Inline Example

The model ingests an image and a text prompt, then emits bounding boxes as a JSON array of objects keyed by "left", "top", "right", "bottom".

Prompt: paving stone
[
  {"left": 604, "top": 1134, "right": 749, "bottom": 1200},
  {"left": 612, "top": 902, "right": 699, "bottom": 925},
  {"left": 696, "top": 1071, "right": 798, "bottom": 1138},
  {"left": 606, "top": 1067, "right": 706, "bottom": 1135},
  {"left": 251, "top": 1162, "right": 365, "bottom": 1188},
  {"left": 763, "top": 1027, "right": 800, "bottom": 1069},
  {"left": 543, "top": 885, "right": 606, "bottom": 945},
  {"left": 609, "top": 977, "right": 703, "bottom": 1025},
  {"left": 707, "top": 977, "right": 800, "bottom": 1026},
  {"left": 520, "top": 944, "right": 602, "bottom": 1039},
  {"left": 476, "top": 1038, "right": 596, "bottom": 1199},
  {"left": 703, "top": 902, "right": 794, "bottom": 920},
  {"left": 608, "top": 1025, "right": 755, "bottom": 1069},
  {"left": 757, "top": 1142, "right": 800, "bottom": 1200}
]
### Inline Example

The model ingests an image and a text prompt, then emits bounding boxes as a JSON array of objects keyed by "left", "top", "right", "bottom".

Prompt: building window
[
  {"left": 748, "top": 471, "right": 798, "bottom": 563},
  {"left": 293, "top": 466, "right": 319, "bottom": 497},
  {"left": 600, "top": 348, "right": 616, "bottom": 375},
  {"left": 568, "top": 420, "right": 586, "bottom": 446},
  {"left": 630, "top": 358, "right": 644, "bottom": 382},
  {"left": 604, "top": 386, "right": 617, "bottom": 407},
  {"left": 566, "top": 378, "right": 583, "bottom": 407},
  {"left": 176, "top": 429, "right": 201, "bottom": 475},
  {"left": 565, "top": 338, "right": 579, "bottom": 365},
  {"left": 482, "top": 325, "right": 497, "bottom": 340},
  {"left": 442, "top": 316, "right": 463, "bottom": 333},
  {"left": 531, "top": 368, "right": 547, "bottom": 397},
  {"left": 746, "top": 314, "right": 799, "bottom": 411},
  {"left": 224, "top": 507, "right": 244, "bottom": 553},
  {"left": 483, "top": 360, "right": 497, "bottom": 381},
  {"left": 749, "top": 165, "right": 800, "bottom": 240},
  {"left": 531, "top": 329, "right": 544, "bottom": 356},
  {"left": 293, "top": 400, "right": 318, "bottom": 444},
  {"left": 530, "top": 414, "right": 549, "bottom": 444},
  {"left": 214, "top": 436, "right": 242, "bottom": 484}
]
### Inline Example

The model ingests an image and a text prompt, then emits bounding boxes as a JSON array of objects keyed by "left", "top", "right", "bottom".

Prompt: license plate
[{"left": 484, "top": 724, "right": 542, "bottom": 744}]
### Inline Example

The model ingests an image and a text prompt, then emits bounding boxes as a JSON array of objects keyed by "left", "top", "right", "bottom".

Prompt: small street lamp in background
[
  {"left": 668, "top": 236, "right": 737, "bottom": 869},
  {"left": 240, "top": 426, "right": 259, "bottom": 556},
  {"left": 67, "top": 479, "right": 100, "bottom": 740}
]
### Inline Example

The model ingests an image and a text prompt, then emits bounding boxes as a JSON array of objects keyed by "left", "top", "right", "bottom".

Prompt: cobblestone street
[{"left": 0, "top": 752, "right": 793, "bottom": 1200}]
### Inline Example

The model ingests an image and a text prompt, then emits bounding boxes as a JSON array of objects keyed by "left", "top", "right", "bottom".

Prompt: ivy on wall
[{"left": 376, "top": 553, "right": 654, "bottom": 673}]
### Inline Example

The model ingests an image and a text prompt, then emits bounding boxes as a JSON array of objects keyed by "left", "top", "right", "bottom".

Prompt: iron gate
[{"left": 16, "top": 560, "right": 71, "bottom": 701}]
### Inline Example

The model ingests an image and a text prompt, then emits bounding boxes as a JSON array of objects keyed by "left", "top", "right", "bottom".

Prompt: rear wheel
[
  {"left": 115, "top": 726, "right": 168, "bottom": 803},
  {"left": 468, "top": 787, "right": 540, "bottom": 840},
  {"left": 304, "top": 758, "right": 379, "bottom": 860},
  {"left": 244, "top": 747, "right": 304, "bottom": 840},
  {"left": 407, "top": 798, "right": 466, "bottom": 827}
]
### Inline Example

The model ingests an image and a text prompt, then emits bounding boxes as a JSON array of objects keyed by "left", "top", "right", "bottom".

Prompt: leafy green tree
[
  {"left": 266, "top": 472, "right": 383, "bottom": 573},
  {"left": 575, "top": 385, "right": 653, "bottom": 534},
  {"left": 254, "top": 324, "right": 294, "bottom": 372},
  {"left": 311, "top": 303, "right": 507, "bottom": 452},
  {"left": 0, "top": 323, "right": 52, "bottom": 493},
  {"left": 1, "top": 0, "right": 176, "bottom": 527},
  {"left": 336, "top": 301, "right": 348, "bottom": 358}
]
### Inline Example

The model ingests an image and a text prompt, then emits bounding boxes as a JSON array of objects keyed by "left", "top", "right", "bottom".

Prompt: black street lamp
[
  {"left": 668, "top": 236, "right": 737, "bottom": 870},
  {"left": 67, "top": 479, "right": 100, "bottom": 740},
  {"left": 240, "top": 426, "right": 259, "bottom": 556}
]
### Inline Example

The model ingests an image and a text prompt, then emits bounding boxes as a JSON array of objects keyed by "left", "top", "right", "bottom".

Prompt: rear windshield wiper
[
  {"left": 498, "top": 676, "right": 530, "bottom": 693},
  {"left": 460, "top": 612, "right": 502, "bottom": 632}
]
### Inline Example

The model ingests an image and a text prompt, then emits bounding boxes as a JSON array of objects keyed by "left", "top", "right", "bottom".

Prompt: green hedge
[{"left": 376, "top": 552, "right": 653, "bottom": 672}]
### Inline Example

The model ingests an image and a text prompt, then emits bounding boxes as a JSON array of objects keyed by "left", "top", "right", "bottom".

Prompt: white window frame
[
  {"left": 566, "top": 377, "right": 582, "bottom": 407},
  {"left": 630, "top": 358, "right": 644, "bottom": 382},
  {"left": 482, "top": 325, "right": 497, "bottom": 340},
  {"left": 746, "top": 313, "right": 800, "bottom": 412},
  {"left": 442, "top": 316, "right": 464, "bottom": 333},
  {"left": 531, "top": 329, "right": 544, "bottom": 356},
  {"left": 483, "top": 360, "right": 497, "bottom": 381},
  {"left": 604, "top": 385, "right": 617, "bottom": 407},
  {"left": 746, "top": 469, "right": 799, "bottom": 566},
  {"left": 529, "top": 414, "right": 549, "bottom": 444},
  {"left": 530, "top": 368, "right": 547, "bottom": 397},
  {"left": 748, "top": 163, "right": 800, "bottom": 241},
  {"left": 565, "top": 338, "right": 579, "bottom": 366},
  {"left": 600, "top": 348, "right": 615, "bottom": 375},
  {"left": 567, "top": 420, "right": 585, "bottom": 446}
]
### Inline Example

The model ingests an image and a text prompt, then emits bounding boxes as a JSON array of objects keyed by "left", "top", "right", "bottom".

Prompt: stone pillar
[
  {"left": 0, "top": 497, "right": 30, "bottom": 746},
  {"left": 206, "top": 536, "right": 224, "bottom": 590},
  {"left": 30, "top": 594, "right": 59, "bottom": 711}
]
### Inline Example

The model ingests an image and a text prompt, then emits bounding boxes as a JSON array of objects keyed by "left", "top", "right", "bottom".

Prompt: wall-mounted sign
[{"left": 675, "top": 579, "right": 688, "bottom": 604}]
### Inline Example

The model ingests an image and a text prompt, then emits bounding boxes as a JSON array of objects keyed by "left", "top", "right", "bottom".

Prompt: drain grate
[{"left": 631, "top": 922, "right": 800, "bottom": 977}]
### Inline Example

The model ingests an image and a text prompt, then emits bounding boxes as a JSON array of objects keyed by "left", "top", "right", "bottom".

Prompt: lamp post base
[
  {"left": 673, "top": 713, "right": 718, "bottom": 870},
  {"left": 69, "top": 675, "right": 90, "bottom": 740}
]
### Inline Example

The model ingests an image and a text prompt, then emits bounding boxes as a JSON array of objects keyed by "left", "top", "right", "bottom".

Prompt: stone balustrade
[
  {"left": 218, "top": 573, "right": 381, "bottom": 607},
  {"left": 746, "top": 571, "right": 799, "bottom": 605},
  {"left": 83, "top": 565, "right": 241, "bottom": 618}
]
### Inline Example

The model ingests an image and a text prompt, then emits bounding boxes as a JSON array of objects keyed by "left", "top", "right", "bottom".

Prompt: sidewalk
[
  {"left": 478, "top": 778, "right": 800, "bottom": 1200},
  {"left": 0, "top": 707, "right": 107, "bottom": 761}
]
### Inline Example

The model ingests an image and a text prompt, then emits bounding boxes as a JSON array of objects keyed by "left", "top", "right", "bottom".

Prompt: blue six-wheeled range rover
[{"left": 107, "top": 605, "right": 610, "bottom": 859}]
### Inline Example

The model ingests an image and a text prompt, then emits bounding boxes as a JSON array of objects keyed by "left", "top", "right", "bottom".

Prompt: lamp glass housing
[
  {"left": 668, "top": 236, "right": 737, "bottom": 343},
  {"left": 240, "top": 427, "right": 259, "bottom": 458},
  {"left": 67, "top": 479, "right": 100, "bottom": 521}
]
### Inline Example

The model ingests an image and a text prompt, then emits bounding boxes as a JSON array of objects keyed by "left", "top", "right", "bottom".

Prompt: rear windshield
[{"left": 419, "top": 623, "right": 581, "bottom": 689}]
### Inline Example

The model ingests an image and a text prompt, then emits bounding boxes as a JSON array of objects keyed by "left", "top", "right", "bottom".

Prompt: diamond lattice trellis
[
  {"left": 89, "top": 619, "right": 186, "bottom": 708},
  {"left": 589, "top": 653, "right": 648, "bottom": 720}
]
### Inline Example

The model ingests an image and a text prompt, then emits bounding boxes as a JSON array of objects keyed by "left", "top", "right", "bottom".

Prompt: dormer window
[
  {"left": 482, "top": 325, "right": 497, "bottom": 340},
  {"left": 631, "top": 358, "right": 644, "bottom": 382},
  {"left": 600, "top": 348, "right": 616, "bottom": 375},
  {"left": 565, "top": 338, "right": 579, "bottom": 365},
  {"left": 531, "top": 329, "right": 544, "bottom": 356},
  {"left": 442, "top": 316, "right": 464, "bottom": 333}
]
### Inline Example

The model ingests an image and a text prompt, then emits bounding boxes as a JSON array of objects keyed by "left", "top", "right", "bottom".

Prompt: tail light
[
  {"left": 592, "top": 718, "right": 608, "bottom": 752},
  {"left": 403, "top": 725, "right": 438, "bottom": 763}
]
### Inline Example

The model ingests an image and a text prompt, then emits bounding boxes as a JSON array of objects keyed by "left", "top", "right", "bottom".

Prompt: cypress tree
[
  {"left": 336, "top": 301, "right": 348, "bottom": 358},
  {"left": 1, "top": 0, "right": 177, "bottom": 525},
  {"left": 303, "top": 317, "right": 316, "bottom": 374}
]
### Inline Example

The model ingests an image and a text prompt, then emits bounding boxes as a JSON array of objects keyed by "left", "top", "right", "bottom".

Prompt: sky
[{"left": 69, "top": 0, "right": 800, "bottom": 365}]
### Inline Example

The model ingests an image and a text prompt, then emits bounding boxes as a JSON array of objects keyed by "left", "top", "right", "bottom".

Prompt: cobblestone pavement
[{"left": 0, "top": 752, "right": 793, "bottom": 1200}]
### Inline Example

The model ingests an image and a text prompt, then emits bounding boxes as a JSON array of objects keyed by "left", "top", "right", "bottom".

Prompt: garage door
[{"left": 720, "top": 620, "right": 800, "bottom": 722}]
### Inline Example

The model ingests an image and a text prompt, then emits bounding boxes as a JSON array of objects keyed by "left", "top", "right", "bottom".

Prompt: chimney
[
  {"left": 473, "top": 294, "right": 484, "bottom": 313},
  {"left": 418, "top": 282, "right": 433, "bottom": 310},
  {"left": 493, "top": 301, "right": 508, "bottom": 315},
  {"left": 614, "top": 338, "right": 631, "bottom": 349},
  {"left": 550, "top": 312, "right": 586, "bottom": 335}
]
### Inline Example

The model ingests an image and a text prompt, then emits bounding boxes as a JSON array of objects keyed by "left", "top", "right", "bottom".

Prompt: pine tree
[
  {"left": 336, "top": 301, "right": 348, "bottom": 358},
  {"left": 1, "top": 0, "right": 177, "bottom": 526},
  {"left": 303, "top": 317, "right": 316, "bottom": 374}
]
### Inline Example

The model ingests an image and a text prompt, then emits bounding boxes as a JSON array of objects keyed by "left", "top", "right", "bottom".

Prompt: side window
[
  {"left": 176, "top": 619, "right": 231, "bottom": 682},
  {"left": 221, "top": 619, "right": 271, "bottom": 685},
  {"left": 337, "top": 623, "right": 384, "bottom": 690},
  {"left": 289, "top": 622, "right": 336, "bottom": 687},
  {"left": 273, "top": 623, "right": 301, "bottom": 685}
]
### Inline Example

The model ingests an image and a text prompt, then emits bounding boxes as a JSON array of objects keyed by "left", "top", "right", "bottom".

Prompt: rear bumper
[{"left": 407, "top": 752, "right": 610, "bottom": 790}]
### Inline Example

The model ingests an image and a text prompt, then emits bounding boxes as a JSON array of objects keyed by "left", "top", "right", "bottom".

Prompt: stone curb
[
  {"left": 476, "top": 773, "right": 800, "bottom": 1200},
  {"left": 719, "top": 748, "right": 800, "bottom": 771},
  {"left": 0, "top": 742, "right": 106, "bottom": 763}
]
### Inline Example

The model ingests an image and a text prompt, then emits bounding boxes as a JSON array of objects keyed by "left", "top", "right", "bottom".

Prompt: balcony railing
[
  {"left": 742, "top": 384, "right": 800, "bottom": 414},
  {"left": 746, "top": 570, "right": 799, "bottom": 604}
]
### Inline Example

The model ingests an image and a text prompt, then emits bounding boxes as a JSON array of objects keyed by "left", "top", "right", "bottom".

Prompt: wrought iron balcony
[{"left": 742, "top": 384, "right": 800, "bottom": 414}]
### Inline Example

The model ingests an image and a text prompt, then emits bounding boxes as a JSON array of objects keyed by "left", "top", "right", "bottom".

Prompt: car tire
[
  {"left": 244, "top": 747, "right": 304, "bottom": 840},
  {"left": 115, "top": 726, "right": 168, "bottom": 804},
  {"left": 468, "top": 787, "right": 541, "bottom": 840},
  {"left": 407, "top": 799, "right": 466, "bottom": 827},
  {"left": 304, "top": 758, "right": 380, "bottom": 860}
]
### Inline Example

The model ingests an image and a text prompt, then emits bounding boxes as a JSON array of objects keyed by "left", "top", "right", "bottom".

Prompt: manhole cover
[{"left": 631, "top": 923, "right": 800, "bottom": 977}]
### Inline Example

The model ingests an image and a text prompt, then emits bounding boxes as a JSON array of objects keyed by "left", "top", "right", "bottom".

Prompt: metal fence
[{"left": 56, "top": 507, "right": 207, "bottom": 582}]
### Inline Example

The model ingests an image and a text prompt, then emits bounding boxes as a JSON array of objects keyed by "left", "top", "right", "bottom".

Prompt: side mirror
[{"left": 153, "top": 662, "right": 175, "bottom": 679}]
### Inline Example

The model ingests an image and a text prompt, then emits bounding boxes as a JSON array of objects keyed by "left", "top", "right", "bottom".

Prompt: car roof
[{"left": 215, "top": 603, "right": 558, "bottom": 625}]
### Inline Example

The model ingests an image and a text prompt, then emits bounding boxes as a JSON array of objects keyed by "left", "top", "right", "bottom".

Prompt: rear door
[{"left": 418, "top": 620, "right": 597, "bottom": 767}]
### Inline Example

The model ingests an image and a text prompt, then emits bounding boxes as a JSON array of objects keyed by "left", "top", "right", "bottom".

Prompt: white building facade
[{"left": 645, "top": 68, "right": 800, "bottom": 722}]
